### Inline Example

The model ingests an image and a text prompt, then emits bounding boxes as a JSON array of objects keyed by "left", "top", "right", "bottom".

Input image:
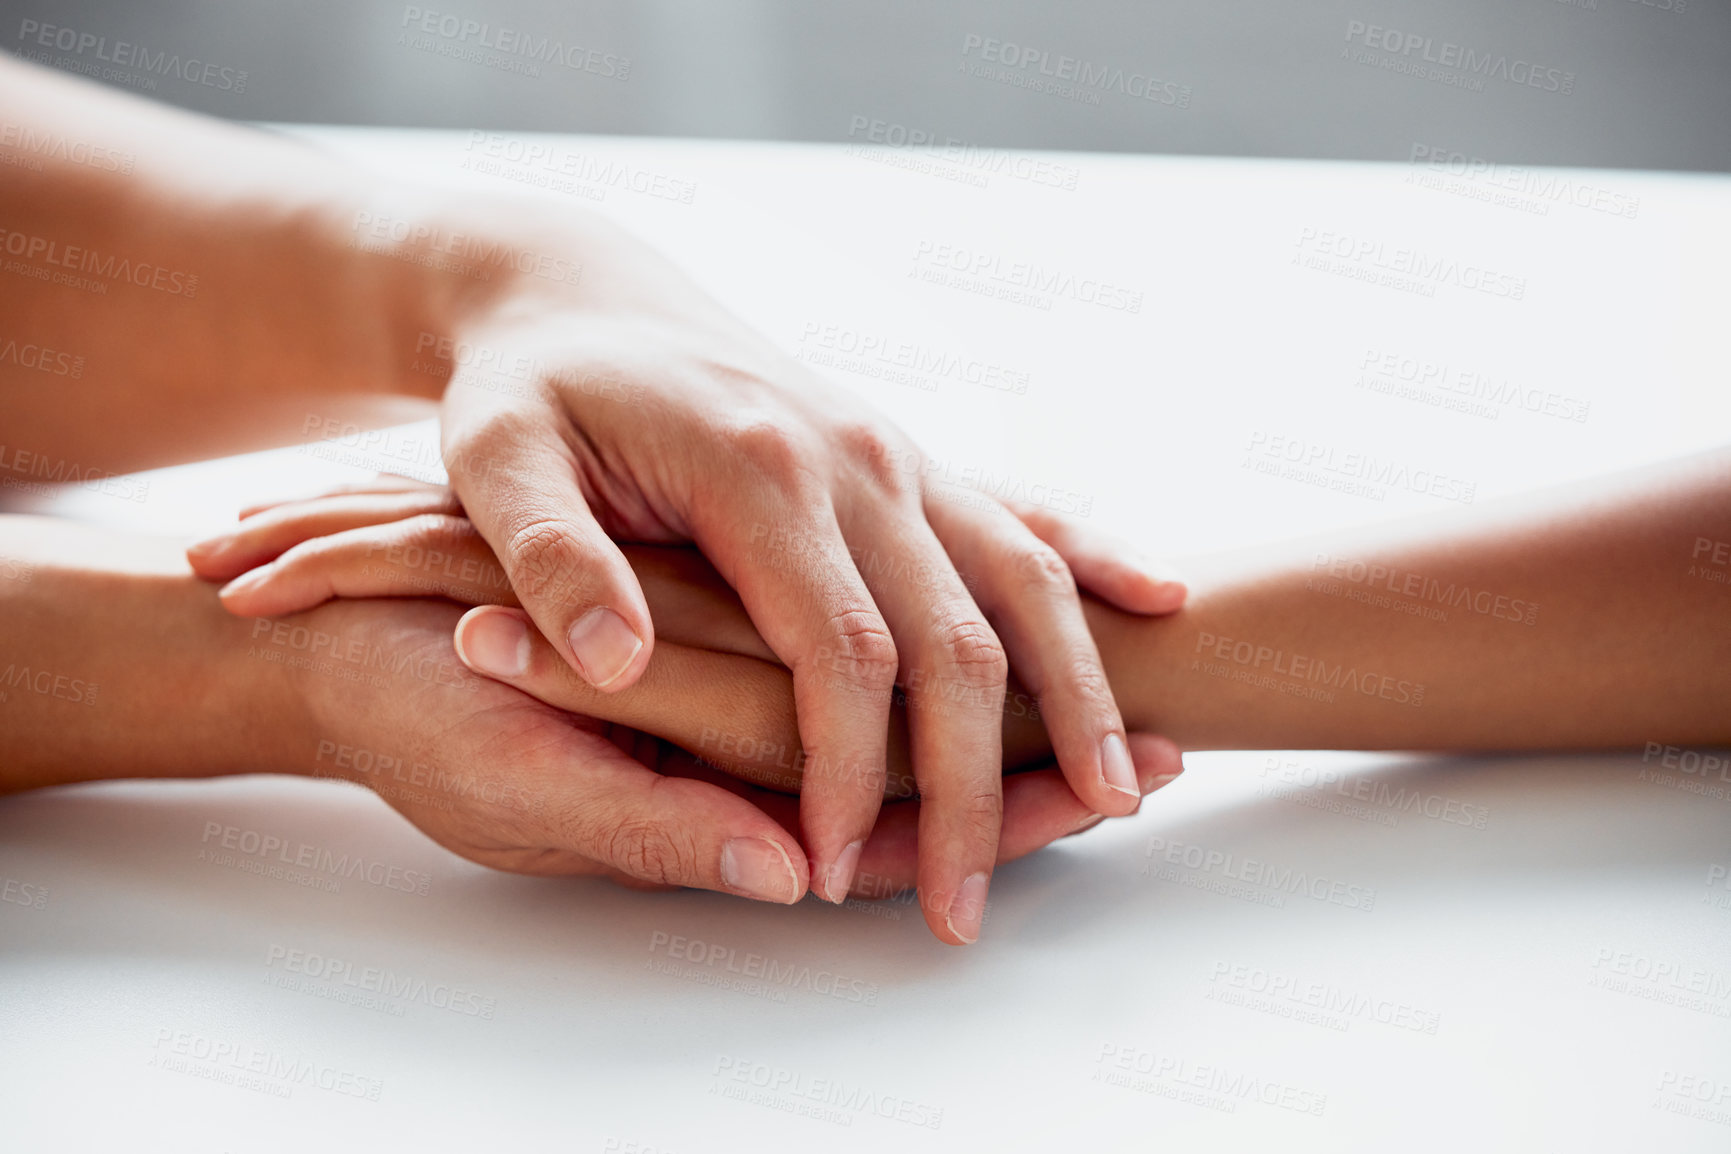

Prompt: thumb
[{"left": 447, "top": 424, "right": 653, "bottom": 691}]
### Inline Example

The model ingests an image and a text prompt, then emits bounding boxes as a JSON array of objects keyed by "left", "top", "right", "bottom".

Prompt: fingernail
[
  {"left": 187, "top": 533, "right": 233, "bottom": 560},
  {"left": 1137, "top": 555, "right": 1186, "bottom": 586},
  {"left": 1073, "top": 812, "right": 1107, "bottom": 833},
  {"left": 1135, "top": 557, "right": 1188, "bottom": 609},
  {"left": 945, "top": 871, "right": 990, "bottom": 945},
  {"left": 1151, "top": 579, "right": 1188, "bottom": 607},
  {"left": 818, "top": 840, "right": 863, "bottom": 904},
  {"left": 721, "top": 837, "right": 801, "bottom": 904},
  {"left": 456, "top": 611, "right": 530, "bottom": 677},
  {"left": 1101, "top": 733, "right": 1139, "bottom": 799},
  {"left": 568, "top": 607, "right": 643, "bottom": 689},
  {"left": 218, "top": 565, "right": 272, "bottom": 600},
  {"left": 1147, "top": 771, "right": 1183, "bottom": 792}
]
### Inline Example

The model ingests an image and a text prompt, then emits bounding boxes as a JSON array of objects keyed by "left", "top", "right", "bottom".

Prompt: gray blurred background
[{"left": 4, "top": 0, "right": 1728, "bottom": 170}]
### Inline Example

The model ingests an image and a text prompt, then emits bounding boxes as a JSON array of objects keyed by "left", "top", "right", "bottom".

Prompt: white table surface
[{"left": 2, "top": 127, "right": 1729, "bottom": 1151}]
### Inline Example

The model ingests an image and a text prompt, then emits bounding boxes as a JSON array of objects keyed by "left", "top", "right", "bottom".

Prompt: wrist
[
  {"left": 1083, "top": 595, "right": 1172, "bottom": 736},
  {"left": 218, "top": 604, "right": 324, "bottom": 780},
  {"left": 0, "top": 521, "right": 317, "bottom": 790},
  {"left": 340, "top": 182, "right": 600, "bottom": 403}
]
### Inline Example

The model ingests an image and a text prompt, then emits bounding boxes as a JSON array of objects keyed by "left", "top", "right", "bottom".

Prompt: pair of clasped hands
[{"left": 185, "top": 364, "right": 1186, "bottom": 947}]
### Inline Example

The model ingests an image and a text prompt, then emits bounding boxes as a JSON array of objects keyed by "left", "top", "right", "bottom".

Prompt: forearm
[
  {"left": 0, "top": 54, "right": 595, "bottom": 473},
  {"left": 0, "top": 515, "right": 300, "bottom": 792},
  {"left": 1074, "top": 450, "right": 1731, "bottom": 752}
]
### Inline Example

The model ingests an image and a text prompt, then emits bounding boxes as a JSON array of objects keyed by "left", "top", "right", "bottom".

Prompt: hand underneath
[{"left": 191, "top": 481, "right": 1186, "bottom": 940}]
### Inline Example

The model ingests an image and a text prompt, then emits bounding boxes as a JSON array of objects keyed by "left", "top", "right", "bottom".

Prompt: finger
[
  {"left": 467, "top": 597, "right": 912, "bottom": 799},
  {"left": 235, "top": 474, "right": 444, "bottom": 520},
  {"left": 925, "top": 495, "right": 1140, "bottom": 821},
  {"left": 847, "top": 734, "right": 1186, "bottom": 902},
  {"left": 216, "top": 514, "right": 518, "bottom": 617},
  {"left": 523, "top": 723, "right": 810, "bottom": 902},
  {"left": 618, "top": 545, "right": 778, "bottom": 663},
  {"left": 841, "top": 502, "right": 1006, "bottom": 945},
  {"left": 1006, "top": 502, "right": 1186, "bottom": 615},
  {"left": 690, "top": 493, "right": 898, "bottom": 907},
  {"left": 444, "top": 411, "right": 653, "bottom": 692},
  {"left": 216, "top": 504, "right": 775, "bottom": 657},
  {"left": 452, "top": 605, "right": 826, "bottom": 795},
  {"left": 189, "top": 488, "right": 462, "bottom": 580}
]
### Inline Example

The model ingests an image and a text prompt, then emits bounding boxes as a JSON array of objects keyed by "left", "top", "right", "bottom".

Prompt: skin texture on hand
[
  {"left": 283, "top": 597, "right": 1181, "bottom": 915},
  {"left": 0, "top": 513, "right": 1183, "bottom": 924},
  {"left": 185, "top": 480, "right": 1192, "bottom": 943},
  {"left": 189, "top": 480, "right": 1187, "bottom": 795},
  {"left": 193, "top": 480, "right": 1190, "bottom": 795},
  {"left": 265, "top": 596, "right": 812, "bottom": 902},
  {"left": 425, "top": 248, "right": 1169, "bottom": 929},
  {"left": 195, "top": 446, "right": 1731, "bottom": 777}
]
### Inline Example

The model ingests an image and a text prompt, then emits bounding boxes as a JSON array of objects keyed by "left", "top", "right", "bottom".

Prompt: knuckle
[
  {"left": 1013, "top": 541, "right": 1078, "bottom": 598},
  {"left": 816, "top": 608, "right": 899, "bottom": 687},
  {"left": 602, "top": 817, "right": 697, "bottom": 886},
  {"left": 931, "top": 615, "right": 1008, "bottom": 689},
  {"left": 837, "top": 423, "right": 907, "bottom": 492},
  {"left": 727, "top": 420, "right": 814, "bottom": 486},
  {"left": 944, "top": 786, "right": 1004, "bottom": 847},
  {"left": 504, "top": 518, "right": 587, "bottom": 601},
  {"left": 1057, "top": 653, "right": 1114, "bottom": 712}
]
